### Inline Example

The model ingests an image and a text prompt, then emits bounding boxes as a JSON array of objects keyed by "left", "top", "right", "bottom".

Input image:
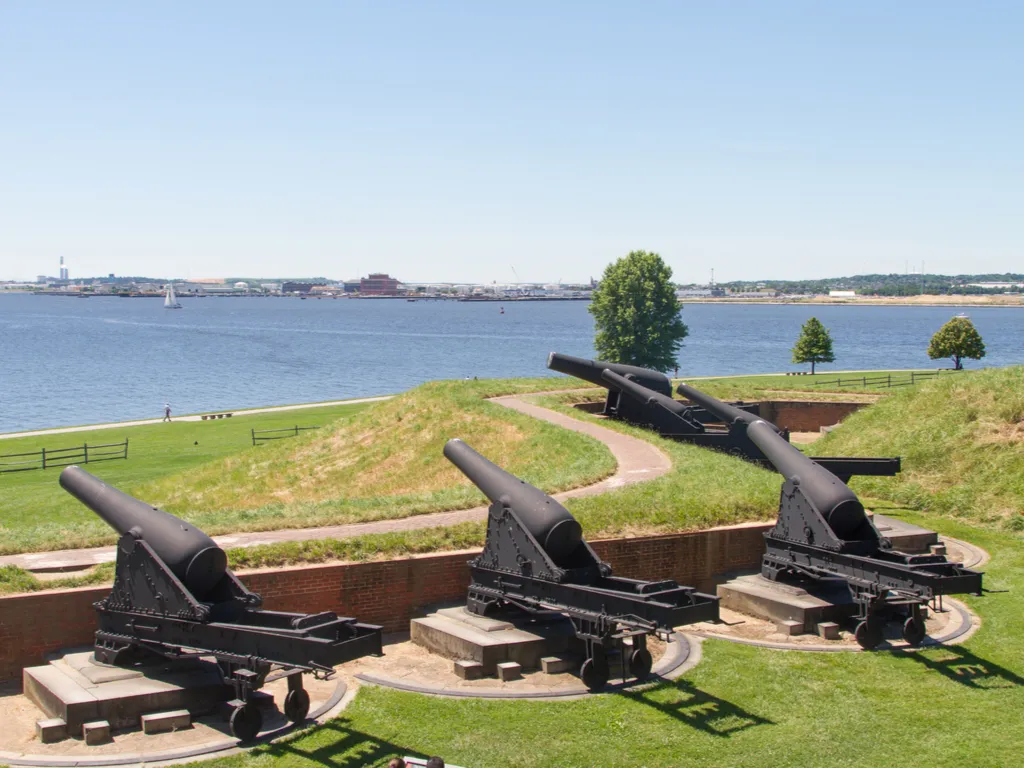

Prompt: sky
[{"left": 1, "top": 2, "right": 1021, "bottom": 285}]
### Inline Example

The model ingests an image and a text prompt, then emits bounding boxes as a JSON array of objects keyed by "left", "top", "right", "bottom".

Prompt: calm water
[{"left": 2, "top": 294, "right": 1022, "bottom": 433}]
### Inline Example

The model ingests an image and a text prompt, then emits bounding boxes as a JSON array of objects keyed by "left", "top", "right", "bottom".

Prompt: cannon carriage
[
  {"left": 443, "top": 439, "right": 719, "bottom": 691},
  {"left": 59, "top": 467, "right": 383, "bottom": 741},
  {"left": 744, "top": 420, "right": 983, "bottom": 648}
]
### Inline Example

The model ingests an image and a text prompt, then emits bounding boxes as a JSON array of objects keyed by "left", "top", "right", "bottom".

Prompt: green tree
[
  {"left": 927, "top": 316, "right": 986, "bottom": 370},
  {"left": 588, "top": 250, "right": 688, "bottom": 372},
  {"left": 791, "top": 317, "right": 835, "bottom": 374}
]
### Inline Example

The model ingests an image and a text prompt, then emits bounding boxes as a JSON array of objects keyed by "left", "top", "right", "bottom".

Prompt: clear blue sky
[{"left": 1, "top": 2, "right": 1020, "bottom": 284}]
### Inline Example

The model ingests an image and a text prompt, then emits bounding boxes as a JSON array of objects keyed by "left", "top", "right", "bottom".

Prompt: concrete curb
[{"left": 353, "top": 632, "right": 696, "bottom": 700}]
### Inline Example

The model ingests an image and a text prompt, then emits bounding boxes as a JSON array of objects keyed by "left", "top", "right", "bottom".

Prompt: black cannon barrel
[
  {"left": 443, "top": 439, "right": 582, "bottom": 566},
  {"left": 746, "top": 420, "right": 866, "bottom": 539},
  {"left": 547, "top": 352, "right": 672, "bottom": 397},
  {"left": 677, "top": 383, "right": 783, "bottom": 434},
  {"left": 601, "top": 369, "right": 693, "bottom": 418},
  {"left": 59, "top": 466, "right": 227, "bottom": 600}
]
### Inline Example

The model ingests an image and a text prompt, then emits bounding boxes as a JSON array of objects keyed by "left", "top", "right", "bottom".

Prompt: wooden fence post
[
  {"left": 124, "top": 439, "right": 129, "bottom": 459},
  {"left": 294, "top": 426, "right": 299, "bottom": 437},
  {"left": 83, "top": 443, "right": 89, "bottom": 464},
  {"left": 41, "top": 447, "right": 46, "bottom": 470},
  {"left": 251, "top": 429, "right": 256, "bottom": 447}
]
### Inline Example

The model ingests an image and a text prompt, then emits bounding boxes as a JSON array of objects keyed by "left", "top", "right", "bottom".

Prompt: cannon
[
  {"left": 60, "top": 467, "right": 383, "bottom": 741},
  {"left": 444, "top": 439, "right": 719, "bottom": 691},
  {"left": 675, "top": 383, "right": 902, "bottom": 482},
  {"left": 746, "top": 420, "right": 983, "bottom": 649},
  {"left": 546, "top": 351, "right": 681, "bottom": 425}
]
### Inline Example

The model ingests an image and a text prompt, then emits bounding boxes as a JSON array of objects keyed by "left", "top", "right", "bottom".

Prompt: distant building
[
  {"left": 282, "top": 282, "right": 315, "bottom": 294},
  {"left": 360, "top": 273, "right": 400, "bottom": 295},
  {"left": 829, "top": 290, "right": 856, "bottom": 298},
  {"left": 967, "top": 282, "right": 1024, "bottom": 289}
]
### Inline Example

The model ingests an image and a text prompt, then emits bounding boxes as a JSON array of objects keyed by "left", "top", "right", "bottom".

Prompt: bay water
[{"left": 1, "top": 293, "right": 1021, "bottom": 434}]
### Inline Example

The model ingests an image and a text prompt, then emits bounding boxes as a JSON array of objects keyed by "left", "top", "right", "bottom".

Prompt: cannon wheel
[
  {"left": 580, "top": 649, "right": 609, "bottom": 692},
  {"left": 284, "top": 688, "right": 311, "bottom": 723},
  {"left": 902, "top": 615, "right": 926, "bottom": 646},
  {"left": 230, "top": 704, "right": 263, "bottom": 742},
  {"left": 854, "top": 619, "right": 883, "bottom": 650},
  {"left": 629, "top": 647, "right": 653, "bottom": 680}
]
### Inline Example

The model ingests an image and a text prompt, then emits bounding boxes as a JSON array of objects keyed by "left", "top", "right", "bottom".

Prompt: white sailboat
[{"left": 164, "top": 283, "right": 182, "bottom": 309}]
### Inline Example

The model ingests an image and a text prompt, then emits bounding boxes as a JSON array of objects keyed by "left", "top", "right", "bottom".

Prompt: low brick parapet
[{"left": 0, "top": 521, "right": 773, "bottom": 683}]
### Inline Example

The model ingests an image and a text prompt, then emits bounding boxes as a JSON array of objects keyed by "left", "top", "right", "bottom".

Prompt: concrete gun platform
[
  {"left": 23, "top": 651, "right": 230, "bottom": 736},
  {"left": 411, "top": 606, "right": 581, "bottom": 676}
]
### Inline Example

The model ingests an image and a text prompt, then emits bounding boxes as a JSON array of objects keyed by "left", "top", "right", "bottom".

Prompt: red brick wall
[
  {"left": 760, "top": 401, "right": 865, "bottom": 432},
  {"left": 0, "top": 523, "right": 772, "bottom": 683}
]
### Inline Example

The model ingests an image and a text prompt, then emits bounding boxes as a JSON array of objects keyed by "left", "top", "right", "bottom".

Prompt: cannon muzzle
[
  {"left": 547, "top": 352, "right": 672, "bottom": 397},
  {"left": 746, "top": 421, "right": 866, "bottom": 538},
  {"left": 60, "top": 466, "right": 227, "bottom": 600},
  {"left": 677, "top": 383, "right": 783, "bottom": 434},
  {"left": 443, "top": 439, "right": 583, "bottom": 566}
]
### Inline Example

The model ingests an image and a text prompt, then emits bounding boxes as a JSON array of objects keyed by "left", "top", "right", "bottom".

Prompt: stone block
[
  {"left": 930, "top": 544, "right": 947, "bottom": 556},
  {"left": 540, "top": 656, "right": 574, "bottom": 675},
  {"left": 817, "top": 622, "right": 841, "bottom": 640},
  {"left": 453, "top": 660, "right": 484, "bottom": 680},
  {"left": 24, "top": 652, "right": 230, "bottom": 732},
  {"left": 83, "top": 720, "right": 111, "bottom": 745},
  {"left": 775, "top": 619, "right": 804, "bottom": 636},
  {"left": 36, "top": 718, "right": 67, "bottom": 743},
  {"left": 496, "top": 662, "right": 522, "bottom": 681},
  {"left": 141, "top": 709, "right": 191, "bottom": 734},
  {"left": 718, "top": 574, "right": 856, "bottom": 628},
  {"left": 412, "top": 610, "right": 574, "bottom": 673}
]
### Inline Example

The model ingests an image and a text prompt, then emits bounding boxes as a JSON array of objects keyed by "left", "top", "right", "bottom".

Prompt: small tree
[
  {"left": 927, "top": 316, "right": 986, "bottom": 370},
  {"left": 588, "top": 250, "right": 688, "bottom": 372},
  {"left": 792, "top": 317, "right": 835, "bottom": 374}
]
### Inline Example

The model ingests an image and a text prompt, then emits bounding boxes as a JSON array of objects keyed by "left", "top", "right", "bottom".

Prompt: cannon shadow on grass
[
  {"left": 622, "top": 680, "right": 774, "bottom": 738},
  {"left": 251, "top": 719, "right": 423, "bottom": 768},
  {"left": 892, "top": 644, "right": 1024, "bottom": 690}
]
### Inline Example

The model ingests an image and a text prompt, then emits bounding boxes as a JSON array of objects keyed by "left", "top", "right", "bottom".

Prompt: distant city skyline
[{"left": 2, "top": 2, "right": 1022, "bottom": 284}]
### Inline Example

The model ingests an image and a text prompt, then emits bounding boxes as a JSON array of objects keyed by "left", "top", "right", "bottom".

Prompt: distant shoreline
[{"left": 682, "top": 297, "right": 1024, "bottom": 308}]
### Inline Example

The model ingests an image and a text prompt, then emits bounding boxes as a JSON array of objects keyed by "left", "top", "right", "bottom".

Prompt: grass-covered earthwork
[{"left": 0, "top": 378, "right": 613, "bottom": 555}]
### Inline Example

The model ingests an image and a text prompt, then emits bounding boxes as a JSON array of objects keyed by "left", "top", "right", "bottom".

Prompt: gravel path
[{"left": 0, "top": 395, "right": 670, "bottom": 573}]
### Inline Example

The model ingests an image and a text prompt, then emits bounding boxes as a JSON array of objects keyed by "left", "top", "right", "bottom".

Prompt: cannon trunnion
[
  {"left": 745, "top": 421, "right": 983, "bottom": 648},
  {"left": 444, "top": 439, "right": 719, "bottom": 691},
  {"left": 60, "top": 467, "right": 383, "bottom": 741}
]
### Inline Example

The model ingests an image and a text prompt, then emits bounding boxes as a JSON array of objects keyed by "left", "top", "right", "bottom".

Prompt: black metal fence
[
  {"left": 0, "top": 439, "right": 129, "bottom": 473},
  {"left": 812, "top": 370, "right": 960, "bottom": 390},
  {"left": 251, "top": 426, "right": 320, "bottom": 446}
]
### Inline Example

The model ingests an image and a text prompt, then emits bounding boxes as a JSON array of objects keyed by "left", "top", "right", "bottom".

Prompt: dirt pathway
[{"left": 0, "top": 396, "right": 670, "bottom": 573}]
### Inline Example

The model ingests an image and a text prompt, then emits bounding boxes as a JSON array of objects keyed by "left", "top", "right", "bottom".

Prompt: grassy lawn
[
  {"left": 0, "top": 378, "right": 613, "bottom": 555},
  {"left": 0, "top": 400, "right": 372, "bottom": 554},
  {"left": 212, "top": 516, "right": 1023, "bottom": 768}
]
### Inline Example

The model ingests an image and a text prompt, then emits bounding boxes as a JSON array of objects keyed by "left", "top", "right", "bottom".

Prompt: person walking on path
[{"left": 163, "top": 403, "right": 172, "bottom": 422}]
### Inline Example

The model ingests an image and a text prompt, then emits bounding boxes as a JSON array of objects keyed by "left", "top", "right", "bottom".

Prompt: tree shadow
[
  {"left": 893, "top": 644, "right": 1024, "bottom": 690},
  {"left": 622, "top": 680, "right": 774, "bottom": 738},
  {"left": 251, "top": 719, "right": 421, "bottom": 768}
]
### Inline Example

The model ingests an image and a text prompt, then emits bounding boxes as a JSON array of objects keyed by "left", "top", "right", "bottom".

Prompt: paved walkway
[
  {"left": 0, "top": 396, "right": 670, "bottom": 573},
  {"left": 0, "top": 396, "right": 395, "bottom": 441}
]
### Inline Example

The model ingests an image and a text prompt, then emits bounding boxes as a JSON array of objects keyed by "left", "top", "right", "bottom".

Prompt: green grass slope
[
  {"left": 0, "top": 379, "right": 613, "bottom": 556},
  {"left": 816, "top": 366, "right": 1024, "bottom": 530}
]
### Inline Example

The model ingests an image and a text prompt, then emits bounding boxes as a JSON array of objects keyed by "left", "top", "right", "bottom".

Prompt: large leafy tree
[
  {"left": 588, "top": 250, "right": 688, "bottom": 372},
  {"left": 927, "top": 316, "right": 986, "bottom": 370},
  {"left": 791, "top": 317, "right": 835, "bottom": 374}
]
